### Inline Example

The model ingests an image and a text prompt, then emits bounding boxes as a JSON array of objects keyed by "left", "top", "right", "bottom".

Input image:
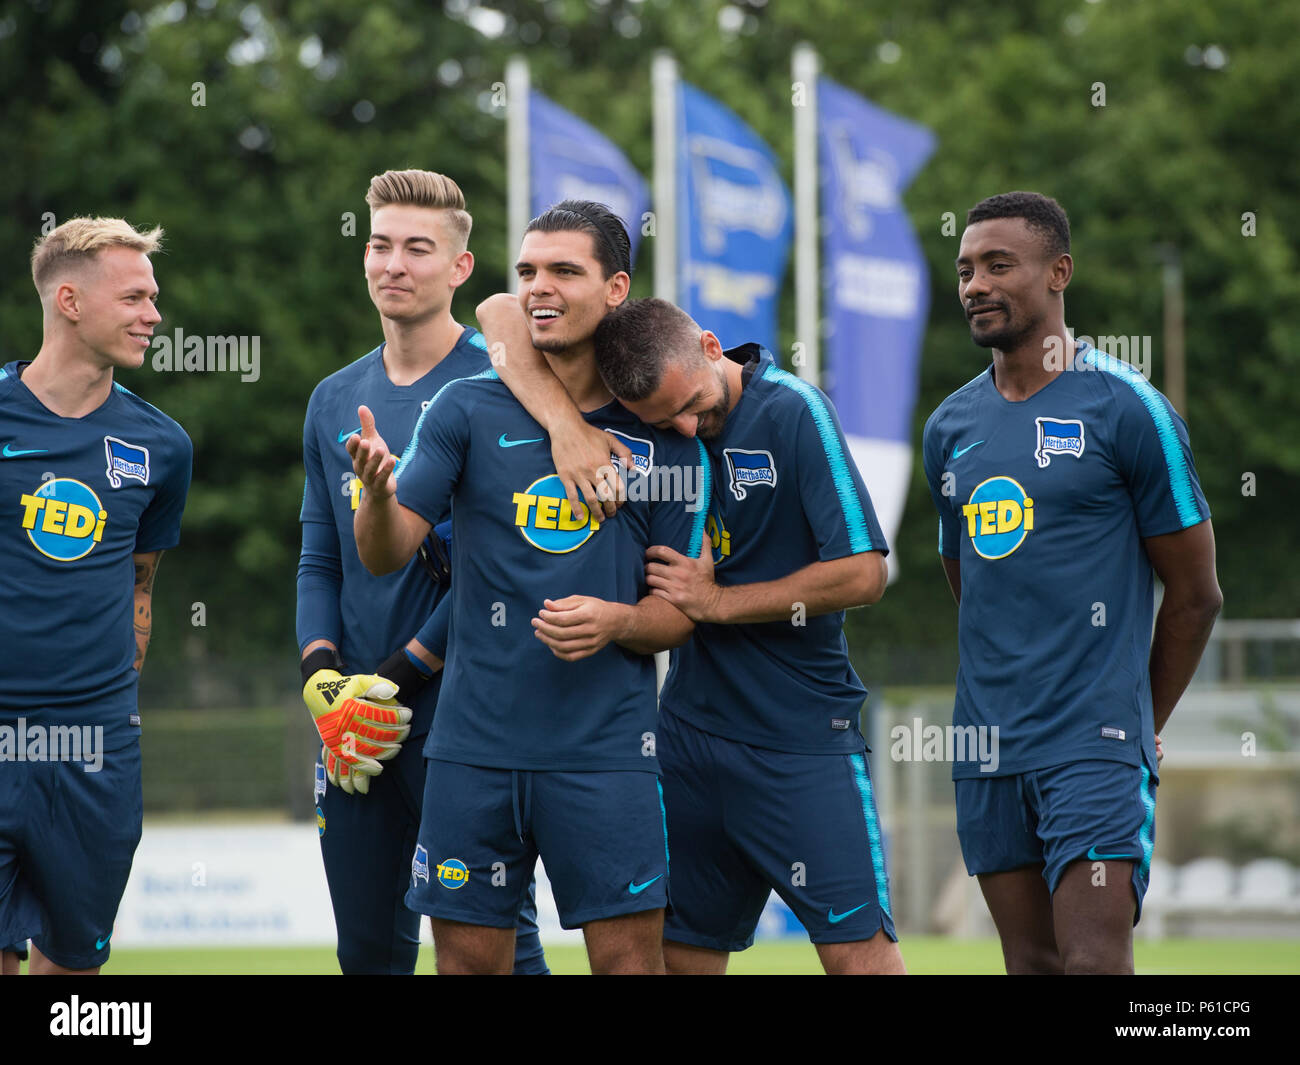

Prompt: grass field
[{"left": 92, "top": 937, "right": 1299, "bottom": 975}]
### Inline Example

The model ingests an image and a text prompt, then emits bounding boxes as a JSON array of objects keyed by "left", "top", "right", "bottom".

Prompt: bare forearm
[
  {"left": 496, "top": 341, "right": 579, "bottom": 433},
  {"left": 355, "top": 493, "right": 423, "bottom": 575},
  {"left": 132, "top": 552, "right": 162, "bottom": 674},
  {"left": 133, "top": 590, "right": 151, "bottom": 672},
  {"left": 1149, "top": 595, "right": 1221, "bottom": 732},
  {"left": 482, "top": 299, "right": 577, "bottom": 433},
  {"left": 708, "top": 553, "right": 886, "bottom": 625},
  {"left": 612, "top": 597, "right": 694, "bottom": 654}
]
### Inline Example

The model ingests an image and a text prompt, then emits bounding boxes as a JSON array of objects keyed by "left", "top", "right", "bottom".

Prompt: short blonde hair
[
  {"left": 365, "top": 169, "right": 472, "bottom": 251},
  {"left": 31, "top": 216, "right": 163, "bottom": 298}
]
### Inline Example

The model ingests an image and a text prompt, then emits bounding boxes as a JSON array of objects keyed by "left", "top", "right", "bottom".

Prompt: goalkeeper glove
[{"left": 301, "top": 648, "right": 412, "bottom": 795}]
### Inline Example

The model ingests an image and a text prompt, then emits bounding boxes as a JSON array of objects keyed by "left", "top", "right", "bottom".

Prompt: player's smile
[{"left": 516, "top": 228, "right": 627, "bottom": 354}]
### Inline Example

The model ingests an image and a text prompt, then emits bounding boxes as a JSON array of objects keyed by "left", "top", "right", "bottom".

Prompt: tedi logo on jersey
[
  {"left": 19, "top": 479, "right": 108, "bottom": 561},
  {"left": 104, "top": 436, "right": 150, "bottom": 488},
  {"left": 1034, "top": 418, "right": 1085, "bottom": 469},
  {"left": 962, "top": 476, "right": 1034, "bottom": 560},
  {"left": 512, "top": 474, "right": 600, "bottom": 553},
  {"left": 724, "top": 448, "right": 777, "bottom": 501}
]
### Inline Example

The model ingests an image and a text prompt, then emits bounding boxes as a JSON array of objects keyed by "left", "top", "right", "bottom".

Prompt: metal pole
[
  {"left": 505, "top": 56, "right": 530, "bottom": 286},
  {"left": 792, "top": 42, "right": 820, "bottom": 384},
  {"left": 652, "top": 51, "right": 678, "bottom": 303},
  {"left": 1161, "top": 245, "right": 1186, "bottom": 417}
]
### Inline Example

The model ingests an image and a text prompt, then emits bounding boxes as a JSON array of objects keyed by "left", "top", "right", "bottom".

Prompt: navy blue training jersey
[
  {"left": 659, "top": 345, "right": 889, "bottom": 755},
  {"left": 395, "top": 373, "right": 709, "bottom": 772},
  {"left": 0, "top": 361, "right": 192, "bottom": 748},
  {"left": 296, "top": 328, "right": 489, "bottom": 735},
  {"left": 922, "top": 342, "right": 1211, "bottom": 780}
]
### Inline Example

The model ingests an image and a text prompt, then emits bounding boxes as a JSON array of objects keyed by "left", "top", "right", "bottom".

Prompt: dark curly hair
[{"left": 966, "top": 191, "right": 1071, "bottom": 259}]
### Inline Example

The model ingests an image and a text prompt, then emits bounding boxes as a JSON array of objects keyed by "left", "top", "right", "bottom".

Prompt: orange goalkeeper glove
[{"left": 302, "top": 654, "right": 412, "bottom": 795}]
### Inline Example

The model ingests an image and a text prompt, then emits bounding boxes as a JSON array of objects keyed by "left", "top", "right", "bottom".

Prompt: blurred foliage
[{"left": 1, "top": 0, "right": 1296, "bottom": 702}]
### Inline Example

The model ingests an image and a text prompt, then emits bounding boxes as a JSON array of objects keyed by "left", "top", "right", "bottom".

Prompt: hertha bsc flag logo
[{"left": 104, "top": 436, "right": 151, "bottom": 487}]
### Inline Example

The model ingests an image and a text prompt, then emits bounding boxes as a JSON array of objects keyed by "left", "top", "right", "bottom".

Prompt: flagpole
[
  {"left": 652, "top": 51, "right": 678, "bottom": 303},
  {"left": 651, "top": 51, "right": 680, "bottom": 695},
  {"left": 505, "top": 55, "right": 530, "bottom": 286},
  {"left": 793, "top": 42, "right": 820, "bottom": 385}
]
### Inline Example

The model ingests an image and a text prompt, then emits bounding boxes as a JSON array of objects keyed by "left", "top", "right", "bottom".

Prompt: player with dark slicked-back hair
[
  {"left": 349, "top": 201, "right": 708, "bottom": 975},
  {"left": 1, "top": 217, "right": 192, "bottom": 975},
  {"left": 923, "top": 190, "right": 1221, "bottom": 973},
  {"left": 296, "top": 168, "right": 550, "bottom": 975}
]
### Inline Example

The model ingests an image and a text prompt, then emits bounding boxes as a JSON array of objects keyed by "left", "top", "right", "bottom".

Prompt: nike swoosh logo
[
  {"left": 827, "top": 902, "right": 870, "bottom": 924},
  {"left": 95, "top": 933, "right": 112, "bottom": 950},
  {"left": 1087, "top": 846, "right": 1137, "bottom": 861},
  {"left": 627, "top": 875, "right": 662, "bottom": 895},
  {"left": 2, "top": 444, "right": 48, "bottom": 457},
  {"left": 499, "top": 434, "right": 544, "bottom": 448},
  {"left": 951, "top": 440, "right": 984, "bottom": 460},
  {"left": 337, "top": 427, "right": 362, "bottom": 443}
]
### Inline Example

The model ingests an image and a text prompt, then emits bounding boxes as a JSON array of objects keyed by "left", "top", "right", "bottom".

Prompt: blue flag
[
  {"left": 818, "top": 77, "right": 935, "bottom": 562},
  {"left": 677, "top": 83, "right": 792, "bottom": 353},
  {"left": 530, "top": 91, "right": 650, "bottom": 264}
]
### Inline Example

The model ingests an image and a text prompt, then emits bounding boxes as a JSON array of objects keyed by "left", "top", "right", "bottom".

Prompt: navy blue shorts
[
  {"left": 406, "top": 760, "right": 668, "bottom": 930},
  {"left": 0, "top": 739, "right": 142, "bottom": 970},
  {"left": 316, "top": 740, "right": 548, "bottom": 974},
  {"left": 659, "top": 709, "right": 897, "bottom": 952},
  {"left": 955, "top": 758, "right": 1157, "bottom": 922}
]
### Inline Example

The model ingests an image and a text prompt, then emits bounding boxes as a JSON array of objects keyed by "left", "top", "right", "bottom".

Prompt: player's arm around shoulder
[{"left": 478, "top": 293, "right": 630, "bottom": 519}]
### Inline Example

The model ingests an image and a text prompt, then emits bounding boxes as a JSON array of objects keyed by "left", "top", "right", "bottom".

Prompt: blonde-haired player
[{"left": 1, "top": 217, "right": 192, "bottom": 973}]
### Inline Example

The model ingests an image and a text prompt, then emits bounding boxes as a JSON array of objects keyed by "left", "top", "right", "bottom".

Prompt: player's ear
[
  {"left": 606, "top": 270, "right": 631, "bottom": 307},
  {"left": 1049, "top": 252, "right": 1073, "bottom": 294},
  {"left": 54, "top": 281, "right": 81, "bottom": 322},
  {"left": 700, "top": 331, "right": 724, "bottom": 362},
  {"left": 450, "top": 250, "right": 474, "bottom": 289}
]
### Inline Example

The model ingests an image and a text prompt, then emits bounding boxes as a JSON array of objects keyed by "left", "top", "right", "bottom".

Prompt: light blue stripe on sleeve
[
  {"left": 850, "top": 753, "right": 893, "bottom": 920},
  {"left": 1079, "top": 348, "right": 1200, "bottom": 528},
  {"left": 394, "top": 367, "right": 499, "bottom": 478},
  {"left": 761, "top": 365, "right": 873, "bottom": 552},
  {"left": 687, "top": 437, "right": 711, "bottom": 558}
]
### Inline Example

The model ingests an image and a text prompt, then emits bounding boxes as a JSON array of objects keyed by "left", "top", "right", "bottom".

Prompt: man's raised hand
[{"left": 346, "top": 405, "right": 397, "bottom": 499}]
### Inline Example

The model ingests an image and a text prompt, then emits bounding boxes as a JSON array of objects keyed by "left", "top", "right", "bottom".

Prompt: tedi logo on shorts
[{"left": 437, "top": 858, "right": 469, "bottom": 889}]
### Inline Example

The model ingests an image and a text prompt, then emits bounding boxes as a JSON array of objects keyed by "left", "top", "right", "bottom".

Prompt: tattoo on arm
[{"left": 133, "top": 552, "right": 163, "bottom": 672}]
